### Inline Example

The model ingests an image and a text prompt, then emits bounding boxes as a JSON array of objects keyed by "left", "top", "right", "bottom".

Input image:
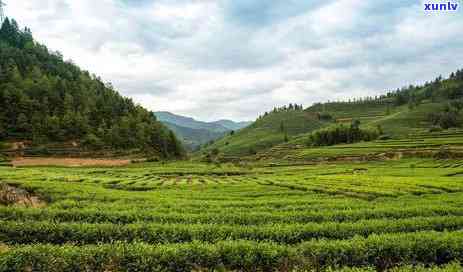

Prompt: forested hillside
[{"left": 0, "top": 18, "right": 183, "bottom": 158}]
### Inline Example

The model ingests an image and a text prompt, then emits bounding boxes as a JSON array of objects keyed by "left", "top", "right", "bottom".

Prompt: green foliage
[
  {"left": 308, "top": 122, "right": 380, "bottom": 147},
  {"left": 1, "top": 232, "right": 463, "bottom": 271},
  {"left": 81, "top": 133, "right": 104, "bottom": 150},
  {"left": 0, "top": 18, "right": 183, "bottom": 158},
  {"left": 246, "top": 129, "right": 463, "bottom": 164},
  {"left": 429, "top": 101, "right": 463, "bottom": 130},
  {"left": 201, "top": 107, "right": 327, "bottom": 157},
  {"left": 1, "top": 159, "right": 463, "bottom": 270},
  {"left": 200, "top": 69, "right": 463, "bottom": 159}
]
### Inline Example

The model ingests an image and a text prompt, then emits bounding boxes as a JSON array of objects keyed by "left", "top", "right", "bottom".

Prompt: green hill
[
  {"left": 200, "top": 70, "right": 463, "bottom": 161},
  {"left": 0, "top": 18, "right": 183, "bottom": 158},
  {"left": 199, "top": 105, "right": 329, "bottom": 158}
]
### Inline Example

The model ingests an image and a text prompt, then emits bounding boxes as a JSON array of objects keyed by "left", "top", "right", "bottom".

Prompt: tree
[
  {"left": 16, "top": 113, "right": 30, "bottom": 134},
  {"left": 0, "top": 18, "right": 184, "bottom": 157},
  {"left": 280, "top": 121, "right": 285, "bottom": 133},
  {"left": 376, "top": 125, "right": 384, "bottom": 135},
  {"left": 211, "top": 148, "right": 220, "bottom": 157},
  {"left": 45, "top": 115, "right": 63, "bottom": 141},
  {"left": 82, "top": 133, "right": 104, "bottom": 150},
  {"left": 0, "top": 121, "right": 6, "bottom": 139},
  {"left": 386, "top": 104, "right": 391, "bottom": 115},
  {"left": 351, "top": 119, "right": 361, "bottom": 131},
  {"left": 167, "top": 130, "right": 183, "bottom": 157},
  {"left": 249, "top": 147, "right": 257, "bottom": 155}
]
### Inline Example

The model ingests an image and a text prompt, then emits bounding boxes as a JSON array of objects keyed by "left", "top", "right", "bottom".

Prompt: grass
[
  {"left": 200, "top": 109, "right": 328, "bottom": 157},
  {"left": 255, "top": 129, "right": 463, "bottom": 162},
  {"left": 0, "top": 158, "right": 463, "bottom": 270},
  {"left": 199, "top": 100, "right": 453, "bottom": 160}
]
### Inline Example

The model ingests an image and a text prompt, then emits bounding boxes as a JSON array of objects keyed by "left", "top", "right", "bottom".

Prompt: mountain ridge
[
  {"left": 155, "top": 111, "right": 250, "bottom": 132},
  {"left": 154, "top": 111, "right": 251, "bottom": 150}
]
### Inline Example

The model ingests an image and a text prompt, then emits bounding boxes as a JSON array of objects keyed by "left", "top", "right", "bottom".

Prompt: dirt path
[{"left": 12, "top": 158, "right": 131, "bottom": 167}]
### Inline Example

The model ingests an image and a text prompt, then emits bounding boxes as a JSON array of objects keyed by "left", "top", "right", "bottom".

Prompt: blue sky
[{"left": 5, "top": 0, "right": 463, "bottom": 121}]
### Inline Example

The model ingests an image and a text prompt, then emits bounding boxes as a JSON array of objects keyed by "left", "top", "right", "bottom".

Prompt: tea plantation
[{"left": 0, "top": 159, "right": 463, "bottom": 271}]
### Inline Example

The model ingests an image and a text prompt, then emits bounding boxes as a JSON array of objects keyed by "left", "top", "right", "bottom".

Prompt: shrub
[
  {"left": 82, "top": 133, "right": 104, "bottom": 150},
  {"left": 145, "top": 157, "right": 160, "bottom": 163},
  {"left": 28, "top": 146, "right": 50, "bottom": 156},
  {"left": 378, "top": 135, "right": 392, "bottom": 141},
  {"left": 319, "top": 112, "right": 333, "bottom": 122},
  {"left": 434, "top": 146, "right": 454, "bottom": 159},
  {"left": 429, "top": 126, "right": 443, "bottom": 133},
  {"left": 308, "top": 124, "right": 380, "bottom": 147}
]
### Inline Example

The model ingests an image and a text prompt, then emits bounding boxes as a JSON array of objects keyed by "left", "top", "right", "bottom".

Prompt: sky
[{"left": 4, "top": 0, "right": 463, "bottom": 122}]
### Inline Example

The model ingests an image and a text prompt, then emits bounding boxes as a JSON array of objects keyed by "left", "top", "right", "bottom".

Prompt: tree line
[
  {"left": 0, "top": 18, "right": 183, "bottom": 158},
  {"left": 310, "top": 69, "right": 463, "bottom": 111},
  {"left": 308, "top": 120, "right": 380, "bottom": 147}
]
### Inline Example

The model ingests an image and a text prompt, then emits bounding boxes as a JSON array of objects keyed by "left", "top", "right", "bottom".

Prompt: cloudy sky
[{"left": 5, "top": 0, "right": 463, "bottom": 121}]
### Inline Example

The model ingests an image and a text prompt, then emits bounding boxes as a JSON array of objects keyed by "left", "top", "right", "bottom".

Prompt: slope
[
  {"left": 0, "top": 18, "right": 183, "bottom": 158},
  {"left": 199, "top": 108, "right": 328, "bottom": 158},
  {"left": 255, "top": 72, "right": 463, "bottom": 162},
  {"left": 201, "top": 69, "right": 463, "bottom": 161}
]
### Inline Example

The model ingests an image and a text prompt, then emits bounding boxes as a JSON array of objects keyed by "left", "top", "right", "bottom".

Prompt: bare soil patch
[
  {"left": 0, "top": 184, "right": 46, "bottom": 208},
  {"left": 12, "top": 157, "right": 131, "bottom": 167}
]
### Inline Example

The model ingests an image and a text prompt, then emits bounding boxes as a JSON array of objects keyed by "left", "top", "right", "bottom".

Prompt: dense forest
[{"left": 0, "top": 18, "right": 183, "bottom": 157}]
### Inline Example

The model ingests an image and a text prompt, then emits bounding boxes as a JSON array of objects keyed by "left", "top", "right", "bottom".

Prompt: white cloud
[{"left": 5, "top": 0, "right": 463, "bottom": 121}]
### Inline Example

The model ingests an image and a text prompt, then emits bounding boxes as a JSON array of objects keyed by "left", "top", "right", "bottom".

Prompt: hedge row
[
  {"left": 330, "top": 262, "right": 462, "bottom": 271},
  {"left": 1, "top": 216, "right": 463, "bottom": 245},
  {"left": 0, "top": 231, "right": 462, "bottom": 271},
  {"left": 1, "top": 205, "right": 462, "bottom": 225}
]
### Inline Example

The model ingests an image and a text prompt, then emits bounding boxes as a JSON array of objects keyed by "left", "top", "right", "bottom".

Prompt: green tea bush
[
  {"left": 2, "top": 216, "right": 463, "bottom": 245},
  {"left": 0, "top": 231, "right": 462, "bottom": 271}
]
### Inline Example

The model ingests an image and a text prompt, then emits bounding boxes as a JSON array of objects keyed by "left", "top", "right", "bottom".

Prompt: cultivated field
[
  {"left": 0, "top": 159, "right": 463, "bottom": 271},
  {"left": 257, "top": 130, "right": 463, "bottom": 162}
]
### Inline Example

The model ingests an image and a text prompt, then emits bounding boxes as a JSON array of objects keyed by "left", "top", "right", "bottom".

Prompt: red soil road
[{"left": 11, "top": 158, "right": 131, "bottom": 167}]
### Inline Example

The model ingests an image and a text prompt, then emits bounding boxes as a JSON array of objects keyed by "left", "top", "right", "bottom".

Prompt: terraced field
[
  {"left": 257, "top": 130, "right": 463, "bottom": 162},
  {"left": 0, "top": 159, "right": 463, "bottom": 271}
]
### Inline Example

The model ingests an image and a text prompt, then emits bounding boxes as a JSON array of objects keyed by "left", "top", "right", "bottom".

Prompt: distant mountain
[
  {"left": 211, "top": 120, "right": 252, "bottom": 131},
  {"left": 155, "top": 112, "right": 229, "bottom": 133},
  {"left": 154, "top": 112, "right": 250, "bottom": 150},
  {"left": 162, "top": 122, "right": 227, "bottom": 151}
]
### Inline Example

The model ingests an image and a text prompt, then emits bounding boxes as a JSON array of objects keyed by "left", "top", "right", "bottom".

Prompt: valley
[{"left": 0, "top": 6, "right": 463, "bottom": 271}]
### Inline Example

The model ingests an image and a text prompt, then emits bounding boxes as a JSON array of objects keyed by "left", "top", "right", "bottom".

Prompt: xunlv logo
[{"left": 424, "top": 1, "right": 459, "bottom": 11}]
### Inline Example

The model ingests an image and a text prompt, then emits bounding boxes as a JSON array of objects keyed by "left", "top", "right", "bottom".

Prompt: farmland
[
  {"left": 257, "top": 130, "right": 463, "bottom": 162},
  {"left": 1, "top": 159, "right": 463, "bottom": 271}
]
